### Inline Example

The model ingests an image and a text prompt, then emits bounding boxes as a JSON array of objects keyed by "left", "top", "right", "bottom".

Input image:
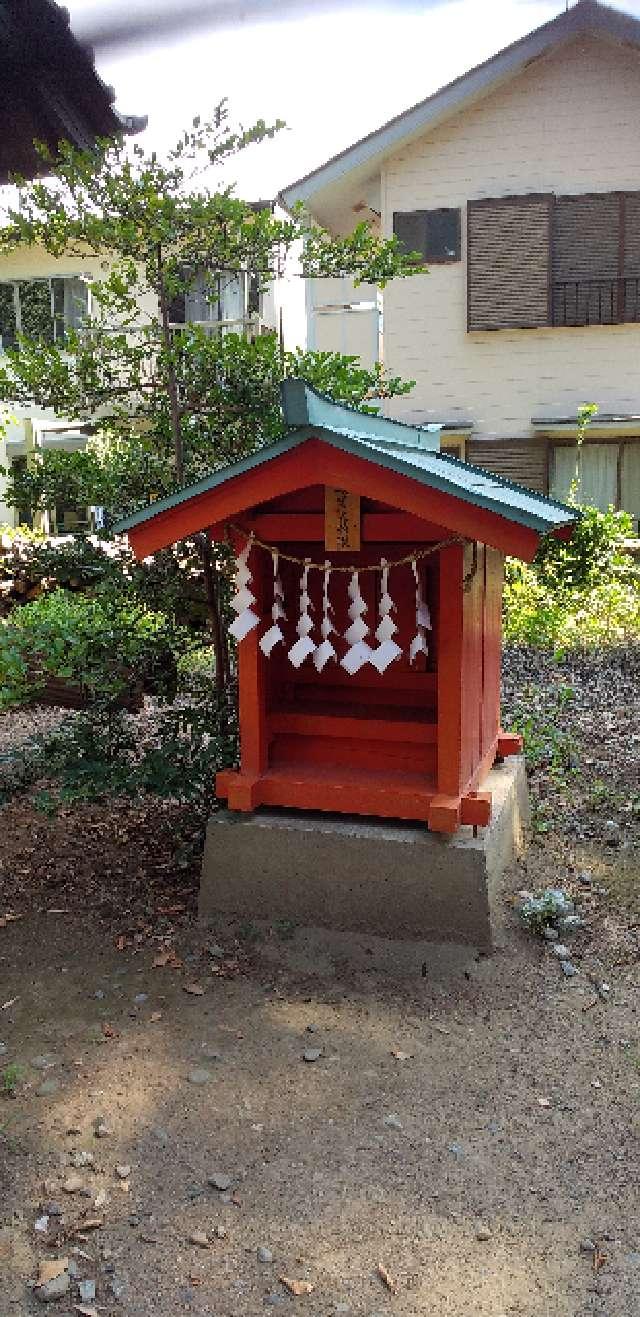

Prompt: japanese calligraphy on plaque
[{"left": 324, "top": 488, "right": 361, "bottom": 551}]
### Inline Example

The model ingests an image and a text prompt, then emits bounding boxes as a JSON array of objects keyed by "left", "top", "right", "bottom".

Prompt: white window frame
[{"left": 0, "top": 275, "right": 92, "bottom": 348}]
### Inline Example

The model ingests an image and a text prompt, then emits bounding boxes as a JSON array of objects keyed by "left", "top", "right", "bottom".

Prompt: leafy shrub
[
  {"left": 0, "top": 588, "right": 185, "bottom": 710},
  {"left": 1, "top": 529, "right": 122, "bottom": 588},
  {"left": 504, "top": 562, "right": 640, "bottom": 648},
  {"left": 519, "top": 888, "right": 575, "bottom": 934},
  {"left": 0, "top": 528, "right": 213, "bottom": 630},
  {"left": 504, "top": 503, "right": 640, "bottom": 649},
  {"left": 0, "top": 661, "right": 239, "bottom": 871},
  {"left": 533, "top": 504, "right": 634, "bottom": 592}
]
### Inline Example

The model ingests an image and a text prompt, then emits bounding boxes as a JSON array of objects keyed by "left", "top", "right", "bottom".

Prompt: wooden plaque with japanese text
[{"left": 324, "top": 488, "right": 361, "bottom": 551}]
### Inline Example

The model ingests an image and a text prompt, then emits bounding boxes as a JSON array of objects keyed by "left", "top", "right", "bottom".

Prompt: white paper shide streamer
[
  {"left": 313, "top": 560, "right": 337, "bottom": 672},
  {"left": 259, "top": 550, "right": 286, "bottom": 656},
  {"left": 228, "top": 536, "right": 260, "bottom": 641},
  {"left": 288, "top": 560, "right": 316, "bottom": 668},
  {"left": 409, "top": 560, "right": 431, "bottom": 663},
  {"left": 229, "top": 531, "right": 439, "bottom": 673},
  {"left": 341, "top": 569, "right": 373, "bottom": 674},
  {"left": 371, "top": 558, "right": 402, "bottom": 674}
]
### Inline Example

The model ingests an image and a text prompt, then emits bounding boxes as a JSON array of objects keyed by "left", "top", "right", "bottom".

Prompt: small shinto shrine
[{"left": 116, "top": 381, "right": 578, "bottom": 837}]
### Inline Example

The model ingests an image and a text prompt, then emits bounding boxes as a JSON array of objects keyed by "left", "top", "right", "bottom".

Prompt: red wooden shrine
[{"left": 116, "top": 381, "right": 578, "bottom": 836}]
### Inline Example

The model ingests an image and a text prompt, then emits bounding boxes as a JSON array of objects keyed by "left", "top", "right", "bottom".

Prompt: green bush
[
  {"left": 504, "top": 503, "right": 640, "bottom": 649},
  {"left": 0, "top": 588, "right": 184, "bottom": 710},
  {"left": 0, "top": 659, "right": 239, "bottom": 872},
  {"left": 533, "top": 504, "right": 634, "bottom": 592},
  {"left": 0, "top": 527, "right": 219, "bottom": 633}
]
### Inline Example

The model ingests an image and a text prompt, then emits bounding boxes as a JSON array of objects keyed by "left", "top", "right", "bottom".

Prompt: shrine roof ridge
[
  {"left": 280, "top": 378, "right": 443, "bottom": 451},
  {"left": 113, "top": 381, "right": 579, "bottom": 539}
]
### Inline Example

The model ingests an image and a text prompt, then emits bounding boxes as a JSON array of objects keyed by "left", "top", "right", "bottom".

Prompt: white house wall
[{"left": 380, "top": 35, "right": 640, "bottom": 436}]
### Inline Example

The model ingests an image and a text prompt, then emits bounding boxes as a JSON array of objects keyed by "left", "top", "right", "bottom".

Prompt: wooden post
[
  {"left": 435, "top": 542, "right": 464, "bottom": 797},
  {"left": 427, "top": 543, "right": 464, "bottom": 833},
  {"left": 227, "top": 531, "right": 268, "bottom": 811}
]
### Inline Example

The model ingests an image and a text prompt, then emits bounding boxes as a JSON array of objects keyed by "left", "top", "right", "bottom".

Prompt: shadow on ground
[{"left": 1, "top": 876, "right": 639, "bottom": 1317}]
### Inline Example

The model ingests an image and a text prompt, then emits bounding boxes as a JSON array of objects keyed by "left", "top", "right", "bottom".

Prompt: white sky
[{"left": 64, "top": 0, "right": 640, "bottom": 202}]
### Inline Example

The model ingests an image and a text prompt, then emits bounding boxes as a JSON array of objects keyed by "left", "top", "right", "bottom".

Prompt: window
[
  {"left": 467, "top": 191, "right": 640, "bottom": 331},
  {"left": 0, "top": 283, "right": 17, "bottom": 349},
  {"left": 51, "top": 277, "right": 89, "bottom": 341},
  {"left": 550, "top": 441, "right": 640, "bottom": 532},
  {"left": 393, "top": 209, "right": 461, "bottom": 263},
  {"left": 9, "top": 455, "right": 32, "bottom": 528},
  {"left": 168, "top": 269, "right": 253, "bottom": 326},
  {"left": 0, "top": 277, "right": 89, "bottom": 347}
]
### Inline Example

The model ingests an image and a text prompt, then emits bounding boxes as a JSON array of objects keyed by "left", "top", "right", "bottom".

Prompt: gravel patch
[{"left": 0, "top": 703, "right": 69, "bottom": 755}]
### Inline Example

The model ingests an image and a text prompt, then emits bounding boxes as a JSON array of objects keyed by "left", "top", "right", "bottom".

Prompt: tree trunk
[
  {"left": 196, "top": 534, "right": 229, "bottom": 692},
  {"left": 156, "top": 243, "right": 184, "bottom": 486}
]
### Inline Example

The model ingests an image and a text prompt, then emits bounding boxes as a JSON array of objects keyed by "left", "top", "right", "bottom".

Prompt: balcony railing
[
  {"left": 553, "top": 276, "right": 640, "bottom": 327},
  {"left": 169, "top": 315, "right": 270, "bottom": 341}
]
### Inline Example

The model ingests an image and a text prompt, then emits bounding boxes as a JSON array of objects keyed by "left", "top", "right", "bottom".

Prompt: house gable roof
[
  {"left": 279, "top": 1, "right": 640, "bottom": 216},
  {"left": 114, "top": 381, "right": 578, "bottom": 562}
]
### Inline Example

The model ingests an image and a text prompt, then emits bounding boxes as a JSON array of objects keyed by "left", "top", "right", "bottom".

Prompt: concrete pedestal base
[{"left": 199, "top": 757, "right": 529, "bottom": 949}]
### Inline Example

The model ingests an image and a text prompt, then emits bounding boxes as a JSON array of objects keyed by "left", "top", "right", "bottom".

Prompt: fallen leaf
[
  {"left": 153, "top": 951, "right": 174, "bottom": 967},
  {"left": 280, "top": 1277, "right": 315, "bottom": 1296},
  {"left": 377, "top": 1263, "right": 397, "bottom": 1293},
  {"left": 183, "top": 983, "right": 205, "bottom": 996},
  {"left": 38, "top": 1258, "right": 68, "bottom": 1285}
]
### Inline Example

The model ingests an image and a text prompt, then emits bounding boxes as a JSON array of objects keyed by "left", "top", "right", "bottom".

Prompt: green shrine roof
[{"left": 113, "top": 380, "right": 579, "bottom": 539}]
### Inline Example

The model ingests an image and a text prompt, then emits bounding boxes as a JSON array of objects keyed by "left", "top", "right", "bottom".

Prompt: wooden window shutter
[
  {"left": 467, "top": 195, "right": 552, "bottom": 331},
  {"left": 554, "top": 193, "right": 620, "bottom": 281},
  {"left": 623, "top": 192, "right": 640, "bottom": 274},
  {"left": 622, "top": 192, "right": 640, "bottom": 323}
]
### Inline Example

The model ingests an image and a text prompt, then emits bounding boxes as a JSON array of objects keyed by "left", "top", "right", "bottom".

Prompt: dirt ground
[{"left": 0, "top": 648, "right": 639, "bottom": 1317}]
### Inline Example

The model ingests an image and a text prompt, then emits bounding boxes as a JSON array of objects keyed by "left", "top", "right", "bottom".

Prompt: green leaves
[
  {"left": 0, "top": 327, "right": 414, "bottom": 519},
  {"left": 300, "top": 217, "right": 424, "bottom": 287},
  {"left": 0, "top": 103, "right": 421, "bottom": 524},
  {"left": 0, "top": 589, "right": 186, "bottom": 711}
]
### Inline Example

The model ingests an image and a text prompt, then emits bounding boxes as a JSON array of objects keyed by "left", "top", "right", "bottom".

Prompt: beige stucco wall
[{"left": 380, "top": 34, "right": 640, "bottom": 436}]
